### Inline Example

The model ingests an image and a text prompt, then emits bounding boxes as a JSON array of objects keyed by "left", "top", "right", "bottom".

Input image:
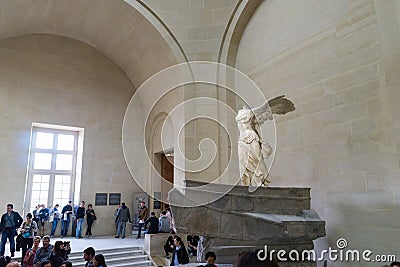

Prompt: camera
[{"left": 63, "top": 241, "right": 70, "bottom": 249}]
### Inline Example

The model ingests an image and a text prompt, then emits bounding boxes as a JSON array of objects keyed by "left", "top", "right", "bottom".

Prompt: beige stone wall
[
  {"left": 236, "top": 0, "right": 400, "bottom": 264},
  {"left": 0, "top": 34, "right": 139, "bottom": 236},
  {"left": 143, "top": 0, "right": 238, "bottom": 61},
  {"left": 139, "top": 1, "right": 241, "bottom": 185}
]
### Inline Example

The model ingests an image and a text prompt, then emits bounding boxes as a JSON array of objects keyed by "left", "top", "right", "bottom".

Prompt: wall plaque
[
  {"left": 95, "top": 193, "right": 107, "bottom": 206},
  {"left": 109, "top": 193, "right": 121, "bottom": 205}
]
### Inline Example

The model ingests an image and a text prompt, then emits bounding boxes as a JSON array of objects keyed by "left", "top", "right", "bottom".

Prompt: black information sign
[
  {"left": 109, "top": 193, "right": 121, "bottom": 205},
  {"left": 95, "top": 193, "right": 108, "bottom": 206}
]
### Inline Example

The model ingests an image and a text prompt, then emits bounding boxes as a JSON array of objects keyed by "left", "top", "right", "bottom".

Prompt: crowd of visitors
[
  {"left": 29, "top": 201, "right": 96, "bottom": 240},
  {"left": 0, "top": 202, "right": 397, "bottom": 267},
  {"left": 0, "top": 202, "right": 100, "bottom": 267}
]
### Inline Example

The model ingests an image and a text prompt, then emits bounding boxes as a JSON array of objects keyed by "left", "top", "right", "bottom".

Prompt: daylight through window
[{"left": 26, "top": 126, "right": 81, "bottom": 212}]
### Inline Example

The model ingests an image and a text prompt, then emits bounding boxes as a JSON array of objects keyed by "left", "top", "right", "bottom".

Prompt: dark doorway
[{"left": 161, "top": 152, "right": 174, "bottom": 203}]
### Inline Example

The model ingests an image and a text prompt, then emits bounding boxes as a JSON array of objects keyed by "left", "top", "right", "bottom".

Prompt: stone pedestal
[
  {"left": 144, "top": 233, "right": 170, "bottom": 256},
  {"left": 169, "top": 181, "right": 326, "bottom": 266}
]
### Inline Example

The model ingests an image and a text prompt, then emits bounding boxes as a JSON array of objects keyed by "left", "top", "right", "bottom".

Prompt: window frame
[{"left": 25, "top": 126, "right": 79, "bottom": 213}]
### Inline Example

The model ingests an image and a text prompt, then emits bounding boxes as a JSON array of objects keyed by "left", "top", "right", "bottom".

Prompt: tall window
[{"left": 26, "top": 126, "right": 80, "bottom": 212}]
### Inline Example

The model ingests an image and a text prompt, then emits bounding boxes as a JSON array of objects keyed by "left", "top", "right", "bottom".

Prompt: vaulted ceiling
[{"left": 0, "top": 0, "right": 182, "bottom": 89}]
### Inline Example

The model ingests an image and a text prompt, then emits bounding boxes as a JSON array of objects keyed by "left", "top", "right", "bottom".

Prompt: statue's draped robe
[{"left": 236, "top": 109, "right": 272, "bottom": 186}]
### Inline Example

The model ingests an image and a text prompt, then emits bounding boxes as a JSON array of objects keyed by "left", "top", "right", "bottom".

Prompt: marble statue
[{"left": 236, "top": 95, "right": 295, "bottom": 187}]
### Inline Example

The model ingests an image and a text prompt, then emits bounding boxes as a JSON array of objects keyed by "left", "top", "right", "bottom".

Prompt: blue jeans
[
  {"left": 76, "top": 218, "right": 84, "bottom": 238},
  {"left": 116, "top": 222, "right": 127, "bottom": 238},
  {"left": 137, "top": 222, "right": 144, "bottom": 238},
  {"left": 61, "top": 218, "right": 70, "bottom": 236},
  {"left": 0, "top": 228, "right": 16, "bottom": 256},
  {"left": 50, "top": 218, "right": 59, "bottom": 236}
]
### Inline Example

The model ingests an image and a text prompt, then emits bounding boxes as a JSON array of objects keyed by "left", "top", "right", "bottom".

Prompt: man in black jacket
[
  {"left": 144, "top": 212, "right": 159, "bottom": 234},
  {"left": 61, "top": 201, "right": 73, "bottom": 237},
  {"left": 75, "top": 201, "right": 85, "bottom": 238},
  {"left": 164, "top": 229, "right": 176, "bottom": 258},
  {"left": 0, "top": 204, "right": 23, "bottom": 257}
]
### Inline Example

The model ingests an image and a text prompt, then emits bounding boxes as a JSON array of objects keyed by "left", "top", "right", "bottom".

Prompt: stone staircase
[
  {"left": 68, "top": 246, "right": 153, "bottom": 267},
  {"left": 28, "top": 246, "right": 154, "bottom": 267}
]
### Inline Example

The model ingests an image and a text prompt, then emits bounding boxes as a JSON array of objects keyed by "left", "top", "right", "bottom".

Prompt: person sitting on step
[
  {"left": 33, "top": 236, "right": 53, "bottom": 267},
  {"left": 170, "top": 236, "right": 189, "bottom": 266},
  {"left": 159, "top": 211, "right": 170, "bottom": 233},
  {"left": 144, "top": 212, "right": 159, "bottom": 235},
  {"left": 187, "top": 234, "right": 200, "bottom": 257},
  {"left": 164, "top": 229, "right": 176, "bottom": 259},
  {"left": 83, "top": 247, "right": 95, "bottom": 267},
  {"left": 92, "top": 254, "right": 107, "bottom": 267}
]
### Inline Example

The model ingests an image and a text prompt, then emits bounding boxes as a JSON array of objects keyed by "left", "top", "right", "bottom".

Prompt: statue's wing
[
  {"left": 252, "top": 95, "right": 295, "bottom": 125},
  {"left": 267, "top": 95, "right": 295, "bottom": 115}
]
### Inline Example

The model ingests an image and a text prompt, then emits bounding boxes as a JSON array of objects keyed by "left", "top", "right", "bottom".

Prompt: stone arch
[
  {"left": 146, "top": 111, "right": 172, "bottom": 155},
  {"left": 218, "top": 0, "right": 263, "bottom": 66},
  {"left": 146, "top": 111, "right": 175, "bottom": 203}
]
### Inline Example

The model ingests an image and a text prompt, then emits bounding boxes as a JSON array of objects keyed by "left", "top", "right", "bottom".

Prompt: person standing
[
  {"left": 32, "top": 205, "right": 40, "bottom": 235},
  {"left": 164, "top": 204, "right": 174, "bottom": 231},
  {"left": 85, "top": 204, "right": 96, "bottom": 238},
  {"left": 0, "top": 204, "right": 23, "bottom": 257},
  {"left": 49, "top": 205, "right": 61, "bottom": 237},
  {"left": 75, "top": 202, "right": 85, "bottom": 239},
  {"left": 38, "top": 205, "right": 49, "bottom": 237},
  {"left": 115, "top": 203, "right": 131, "bottom": 239},
  {"left": 136, "top": 202, "right": 148, "bottom": 239},
  {"left": 20, "top": 213, "right": 38, "bottom": 260},
  {"left": 60, "top": 202, "right": 72, "bottom": 238}
]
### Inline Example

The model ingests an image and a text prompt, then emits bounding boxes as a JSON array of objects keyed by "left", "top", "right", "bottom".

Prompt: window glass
[
  {"left": 27, "top": 126, "right": 81, "bottom": 214},
  {"left": 55, "top": 154, "right": 73, "bottom": 171},
  {"left": 36, "top": 132, "right": 54, "bottom": 149},
  {"left": 57, "top": 134, "right": 75, "bottom": 151},
  {"left": 33, "top": 153, "right": 52, "bottom": 170},
  {"left": 30, "top": 174, "right": 50, "bottom": 211},
  {"left": 53, "top": 175, "right": 71, "bottom": 207}
]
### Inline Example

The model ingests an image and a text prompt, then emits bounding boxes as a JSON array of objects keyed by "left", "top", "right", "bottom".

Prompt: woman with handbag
[
  {"left": 85, "top": 204, "right": 96, "bottom": 238},
  {"left": 20, "top": 213, "right": 38, "bottom": 261},
  {"left": 23, "top": 236, "right": 40, "bottom": 267}
]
